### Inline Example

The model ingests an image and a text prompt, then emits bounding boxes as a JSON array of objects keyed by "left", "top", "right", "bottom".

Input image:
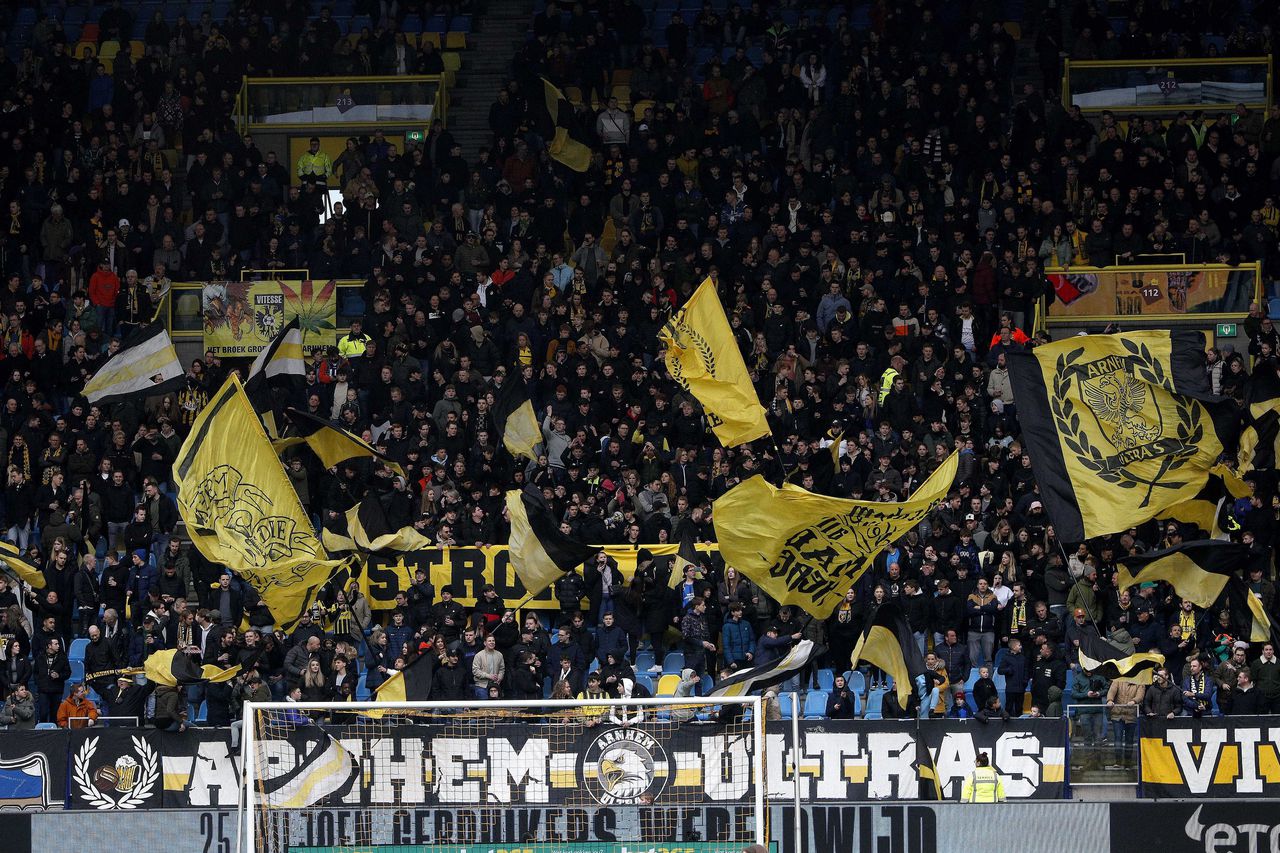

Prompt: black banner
[
  {"left": 915, "top": 719, "right": 1067, "bottom": 800},
  {"left": 1110, "top": 801, "right": 1280, "bottom": 852},
  {"left": 65, "top": 728, "right": 240, "bottom": 810},
  {"left": 1139, "top": 716, "right": 1280, "bottom": 799},
  {"left": 0, "top": 731, "right": 69, "bottom": 811},
  {"left": 20, "top": 718, "right": 1069, "bottom": 811}
]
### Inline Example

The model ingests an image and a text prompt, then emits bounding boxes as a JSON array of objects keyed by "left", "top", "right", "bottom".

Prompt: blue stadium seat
[
  {"left": 356, "top": 674, "right": 370, "bottom": 700},
  {"left": 542, "top": 677, "right": 552, "bottom": 699},
  {"left": 815, "top": 668, "right": 834, "bottom": 691},
  {"left": 633, "top": 673, "right": 653, "bottom": 695},
  {"left": 69, "top": 638, "right": 89, "bottom": 661},
  {"left": 425, "top": 14, "right": 448, "bottom": 32},
  {"left": 451, "top": 14, "right": 472, "bottom": 32},
  {"left": 802, "top": 690, "right": 829, "bottom": 719},
  {"left": 194, "top": 702, "right": 208, "bottom": 723},
  {"left": 402, "top": 14, "right": 422, "bottom": 31},
  {"left": 635, "top": 650, "right": 656, "bottom": 673},
  {"left": 698, "top": 674, "right": 714, "bottom": 695},
  {"left": 35, "top": 722, "right": 58, "bottom": 730},
  {"left": 661, "top": 652, "right": 685, "bottom": 674},
  {"left": 1267, "top": 296, "right": 1280, "bottom": 320},
  {"left": 69, "top": 659, "right": 85, "bottom": 683},
  {"left": 864, "top": 688, "right": 886, "bottom": 720},
  {"left": 845, "top": 669, "right": 866, "bottom": 696},
  {"left": 778, "top": 692, "right": 795, "bottom": 719}
]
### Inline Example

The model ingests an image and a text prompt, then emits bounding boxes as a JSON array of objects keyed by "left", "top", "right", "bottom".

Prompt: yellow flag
[
  {"left": 0, "top": 540, "right": 44, "bottom": 589},
  {"left": 173, "top": 374, "right": 344, "bottom": 629},
  {"left": 1007, "top": 331, "right": 1233, "bottom": 541},
  {"left": 713, "top": 452, "right": 959, "bottom": 617},
  {"left": 659, "top": 278, "right": 770, "bottom": 447}
]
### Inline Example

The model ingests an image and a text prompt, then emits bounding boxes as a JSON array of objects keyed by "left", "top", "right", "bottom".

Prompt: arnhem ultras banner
[
  {"left": 202, "top": 279, "right": 337, "bottom": 356},
  {"left": 48, "top": 719, "right": 1064, "bottom": 813},
  {"left": 1139, "top": 716, "right": 1280, "bottom": 798}
]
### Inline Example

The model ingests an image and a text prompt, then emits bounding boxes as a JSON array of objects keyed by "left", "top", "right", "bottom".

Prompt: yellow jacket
[
  {"left": 296, "top": 150, "right": 333, "bottom": 179},
  {"left": 960, "top": 766, "right": 1005, "bottom": 802}
]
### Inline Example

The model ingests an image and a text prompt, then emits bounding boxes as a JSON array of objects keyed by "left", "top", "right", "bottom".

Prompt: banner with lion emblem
[
  {"left": 173, "top": 373, "right": 345, "bottom": 629},
  {"left": 659, "top": 277, "right": 771, "bottom": 447},
  {"left": 1008, "top": 331, "right": 1235, "bottom": 542},
  {"left": 712, "top": 452, "right": 959, "bottom": 617},
  {"left": 202, "top": 279, "right": 337, "bottom": 357}
]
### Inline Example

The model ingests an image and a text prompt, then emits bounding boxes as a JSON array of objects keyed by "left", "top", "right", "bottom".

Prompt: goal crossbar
[{"left": 240, "top": 695, "right": 767, "bottom": 853}]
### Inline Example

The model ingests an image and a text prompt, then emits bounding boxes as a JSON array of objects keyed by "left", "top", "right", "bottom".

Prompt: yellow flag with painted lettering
[
  {"left": 660, "top": 277, "right": 771, "bottom": 447},
  {"left": 173, "top": 373, "right": 344, "bottom": 629},
  {"left": 713, "top": 452, "right": 959, "bottom": 617}
]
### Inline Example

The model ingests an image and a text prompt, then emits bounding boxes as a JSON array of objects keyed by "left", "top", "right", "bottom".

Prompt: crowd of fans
[{"left": 0, "top": 0, "right": 1277, "bottom": 735}]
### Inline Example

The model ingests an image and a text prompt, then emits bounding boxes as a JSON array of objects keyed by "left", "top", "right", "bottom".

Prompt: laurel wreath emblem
[
  {"left": 1050, "top": 340, "right": 1203, "bottom": 505},
  {"left": 661, "top": 316, "right": 718, "bottom": 390},
  {"left": 73, "top": 735, "right": 159, "bottom": 810}
]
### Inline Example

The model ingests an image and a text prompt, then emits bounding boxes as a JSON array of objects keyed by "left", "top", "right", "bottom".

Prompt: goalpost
[{"left": 240, "top": 696, "right": 767, "bottom": 853}]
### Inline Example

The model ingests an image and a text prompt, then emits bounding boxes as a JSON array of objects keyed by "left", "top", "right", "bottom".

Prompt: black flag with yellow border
[
  {"left": 506, "top": 487, "right": 598, "bottom": 598},
  {"left": 539, "top": 78, "right": 592, "bottom": 172},
  {"left": 1238, "top": 361, "right": 1280, "bottom": 474},
  {"left": 492, "top": 375, "right": 542, "bottom": 460},
  {"left": 273, "top": 408, "right": 404, "bottom": 476},
  {"left": 850, "top": 600, "right": 926, "bottom": 707},
  {"left": 1007, "top": 331, "right": 1236, "bottom": 542},
  {"left": 1076, "top": 632, "right": 1163, "bottom": 684},
  {"left": 1117, "top": 540, "right": 1273, "bottom": 644},
  {"left": 375, "top": 653, "right": 435, "bottom": 702}
]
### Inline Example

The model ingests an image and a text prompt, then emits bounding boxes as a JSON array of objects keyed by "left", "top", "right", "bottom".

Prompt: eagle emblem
[{"left": 1081, "top": 370, "right": 1163, "bottom": 450}]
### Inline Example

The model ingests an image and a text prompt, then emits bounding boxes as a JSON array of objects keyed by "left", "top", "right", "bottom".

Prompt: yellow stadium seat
[
  {"left": 445, "top": 32, "right": 467, "bottom": 49},
  {"left": 442, "top": 51, "right": 461, "bottom": 72},
  {"left": 98, "top": 40, "right": 121, "bottom": 60},
  {"left": 611, "top": 68, "right": 632, "bottom": 87},
  {"left": 632, "top": 98, "right": 655, "bottom": 120},
  {"left": 656, "top": 674, "right": 680, "bottom": 696},
  {"left": 76, "top": 41, "right": 97, "bottom": 59},
  {"left": 564, "top": 85, "right": 583, "bottom": 106},
  {"left": 99, "top": 57, "right": 114, "bottom": 73},
  {"left": 128, "top": 40, "right": 144, "bottom": 59},
  {"left": 613, "top": 85, "right": 631, "bottom": 106},
  {"left": 420, "top": 32, "right": 441, "bottom": 48},
  {"left": 1004, "top": 21, "right": 1022, "bottom": 39}
]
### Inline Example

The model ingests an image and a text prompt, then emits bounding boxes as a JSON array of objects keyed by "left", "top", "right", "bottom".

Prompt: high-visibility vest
[
  {"left": 337, "top": 332, "right": 368, "bottom": 358},
  {"left": 960, "top": 766, "right": 1005, "bottom": 802},
  {"left": 878, "top": 367, "right": 898, "bottom": 405}
]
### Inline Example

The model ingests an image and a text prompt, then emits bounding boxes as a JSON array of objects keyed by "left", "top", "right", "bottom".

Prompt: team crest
[
  {"left": 72, "top": 735, "right": 159, "bottom": 810},
  {"left": 253, "top": 293, "right": 286, "bottom": 343},
  {"left": 1051, "top": 339, "right": 1204, "bottom": 505},
  {"left": 582, "top": 728, "right": 669, "bottom": 806}
]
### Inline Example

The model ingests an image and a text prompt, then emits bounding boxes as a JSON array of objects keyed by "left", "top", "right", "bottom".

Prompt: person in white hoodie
[{"left": 596, "top": 97, "right": 631, "bottom": 146}]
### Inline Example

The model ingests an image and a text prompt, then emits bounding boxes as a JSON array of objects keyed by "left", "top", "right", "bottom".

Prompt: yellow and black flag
[
  {"left": 539, "top": 78, "right": 592, "bottom": 172},
  {"left": 660, "top": 277, "right": 771, "bottom": 447},
  {"left": 851, "top": 600, "right": 926, "bottom": 707},
  {"left": 323, "top": 494, "right": 433, "bottom": 554},
  {"left": 174, "top": 373, "right": 345, "bottom": 630},
  {"left": 1077, "top": 632, "right": 1163, "bottom": 684},
  {"left": 1117, "top": 540, "right": 1273, "bottom": 643},
  {"left": 714, "top": 452, "right": 958, "bottom": 617},
  {"left": 506, "top": 487, "right": 598, "bottom": 597},
  {"left": 1238, "top": 361, "right": 1280, "bottom": 474},
  {"left": 273, "top": 408, "right": 404, "bottom": 476},
  {"left": 1007, "top": 331, "right": 1235, "bottom": 542},
  {"left": 709, "top": 640, "right": 815, "bottom": 698},
  {"left": 0, "top": 540, "right": 44, "bottom": 589},
  {"left": 244, "top": 316, "right": 306, "bottom": 438},
  {"left": 144, "top": 648, "right": 241, "bottom": 687},
  {"left": 668, "top": 527, "right": 702, "bottom": 589},
  {"left": 492, "top": 376, "right": 542, "bottom": 460},
  {"left": 1157, "top": 463, "right": 1248, "bottom": 540},
  {"left": 82, "top": 323, "right": 185, "bottom": 405},
  {"left": 375, "top": 653, "right": 436, "bottom": 702}
]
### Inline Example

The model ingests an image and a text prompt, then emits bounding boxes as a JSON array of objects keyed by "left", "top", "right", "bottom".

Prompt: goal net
[{"left": 240, "top": 697, "right": 766, "bottom": 853}]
